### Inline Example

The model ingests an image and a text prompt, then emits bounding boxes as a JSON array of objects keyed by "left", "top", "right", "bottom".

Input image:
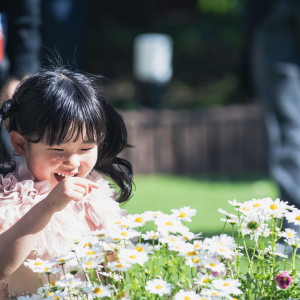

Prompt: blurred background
[{"left": 1, "top": 0, "right": 281, "bottom": 234}]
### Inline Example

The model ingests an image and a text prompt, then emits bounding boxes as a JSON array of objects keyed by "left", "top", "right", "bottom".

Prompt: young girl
[{"left": 0, "top": 67, "right": 133, "bottom": 298}]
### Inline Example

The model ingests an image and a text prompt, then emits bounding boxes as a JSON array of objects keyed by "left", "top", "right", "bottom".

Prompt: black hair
[{"left": 0, "top": 67, "right": 133, "bottom": 203}]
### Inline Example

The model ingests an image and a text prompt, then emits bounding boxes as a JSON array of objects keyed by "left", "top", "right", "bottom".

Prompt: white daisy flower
[
  {"left": 81, "top": 256, "right": 104, "bottom": 270},
  {"left": 159, "top": 234, "right": 184, "bottom": 246},
  {"left": 182, "top": 230, "right": 196, "bottom": 241},
  {"left": 285, "top": 209, "right": 300, "bottom": 226},
  {"left": 284, "top": 236, "right": 300, "bottom": 248},
  {"left": 194, "top": 274, "right": 214, "bottom": 286},
  {"left": 76, "top": 246, "right": 104, "bottom": 261},
  {"left": 109, "top": 228, "right": 141, "bottom": 241},
  {"left": 126, "top": 213, "right": 149, "bottom": 227},
  {"left": 200, "top": 288, "right": 230, "bottom": 299},
  {"left": 83, "top": 284, "right": 112, "bottom": 298},
  {"left": 212, "top": 278, "right": 242, "bottom": 295},
  {"left": 262, "top": 198, "right": 290, "bottom": 218},
  {"left": 23, "top": 258, "right": 55, "bottom": 273},
  {"left": 98, "top": 271, "right": 123, "bottom": 281},
  {"left": 50, "top": 253, "right": 76, "bottom": 266},
  {"left": 279, "top": 228, "right": 298, "bottom": 239},
  {"left": 201, "top": 255, "right": 226, "bottom": 274},
  {"left": 55, "top": 274, "right": 83, "bottom": 289},
  {"left": 44, "top": 290, "right": 67, "bottom": 300},
  {"left": 118, "top": 248, "right": 149, "bottom": 266},
  {"left": 174, "top": 289, "right": 201, "bottom": 300},
  {"left": 203, "top": 234, "right": 236, "bottom": 259},
  {"left": 142, "top": 230, "right": 161, "bottom": 241},
  {"left": 106, "top": 260, "right": 132, "bottom": 272},
  {"left": 145, "top": 279, "right": 172, "bottom": 296},
  {"left": 142, "top": 210, "right": 166, "bottom": 221},
  {"left": 171, "top": 207, "right": 197, "bottom": 222},
  {"left": 228, "top": 199, "right": 242, "bottom": 207},
  {"left": 192, "top": 240, "right": 203, "bottom": 251},
  {"left": 240, "top": 213, "right": 270, "bottom": 241},
  {"left": 155, "top": 215, "right": 189, "bottom": 235},
  {"left": 218, "top": 208, "right": 238, "bottom": 220}
]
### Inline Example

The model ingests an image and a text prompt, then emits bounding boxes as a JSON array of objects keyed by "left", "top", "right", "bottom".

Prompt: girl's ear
[{"left": 9, "top": 131, "right": 27, "bottom": 156}]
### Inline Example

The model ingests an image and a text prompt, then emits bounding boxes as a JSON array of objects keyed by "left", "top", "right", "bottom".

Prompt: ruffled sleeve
[{"left": 0, "top": 165, "right": 51, "bottom": 233}]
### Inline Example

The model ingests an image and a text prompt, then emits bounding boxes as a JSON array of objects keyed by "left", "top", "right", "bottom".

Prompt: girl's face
[{"left": 10, "top": 129, "right": 98, "bottom": 187}]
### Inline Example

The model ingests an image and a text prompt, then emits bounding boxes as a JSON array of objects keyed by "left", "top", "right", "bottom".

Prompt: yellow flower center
[
  {"left": 53, "top": 297, "right": 60, "bottom": 300},
  {"left": 194, "top": 243, "right": 201, "bottom": 249},
  {"left": 45, "top": 267, "right": 50, "bottom": 272},
  {"left": 224, "top": 282, "right": 230, "bottom": 286},
  {"left": 129, "top": 255, "right": 136, "bottom": 259},
  {"left": 209, "top": 263, "right": 216, "bottom": 267},
  {"left": 84, "top": 242, "right": 92, "bottom": 248},
  {"left": 93, "top": 287, "right": 102, "bottom": 294},
  {"left": 135, "top": 217, "right": 144, "bottom": 223},
  {"left": 296, "top": 215, "right": 300, "bottom": 221},
  {"left": 155, "top": 285, "right": 162, "bottom": 290},
  {"left": 86, "top": 261, "right": 92, "bottom": 266},
  {"left": 34, "top": 262, "right": 42, "bottom": 266},
  {"left": 179, "top": 212, "right": 187, "bottom": 218},
  {"left": 187, "top": 251, "right": 197, "bottom": 256},
  {"left": 57, "top": 259, "right": 65, "bottom": 263},
  {"left": 253, "top": 203, "right": 260, "bottom": 207},
  {"left": 270, "top": 204, "right": 278, "bottom": 210},
  {"left": 219, "top": 248, "right": 226, "bottom": 252},
  {"left": 50, "top": 281, "right": 56, "bottom": 287},
  {"left": 283, "top": 277, "right": 287, "bottom": 281},
  {"left": 166, "top": 222, "right": 173, "bottom": 226},
  {"left": 212, "top": 292, "right": 218, "bottom": 296},
  {"left": 192, "top": 258, "right": 199, "bottom": 263},
  {"left": 86, "top": 251, "right": 95, "bottom": 255},
  {"left": 136, "top": 246, "right": 144, "bottom": 252},
  {"left": 116, "top": 264, "right": 123, "bottom": 268},
  {"left": 184, "top": 297, "right": 190, "bottom": 300},
  {"left": 121, "top": 232, "right": 128, "bottom": 236},
  {"left": 203, "top": 278, "right": 211, "bottom": 284},
  {"left": 287, "top": 232, "right": 293, "bottom": 237},
  {"left": 242, "top": 207, "right": 250, "bottom": 212}
]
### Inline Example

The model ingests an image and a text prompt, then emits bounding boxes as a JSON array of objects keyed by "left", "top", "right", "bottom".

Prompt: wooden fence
[{"left": 119, "top": 104, "right": 268, "bottom": 175}]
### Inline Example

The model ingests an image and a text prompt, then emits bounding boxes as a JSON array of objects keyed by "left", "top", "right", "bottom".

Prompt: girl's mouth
[{"left": 54, "top": 173, "right": 78, "bottom": 182}]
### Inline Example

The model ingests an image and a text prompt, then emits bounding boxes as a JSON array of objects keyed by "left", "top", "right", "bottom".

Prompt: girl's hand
[{"left": 43, "top": 177, "right": 99, "bottom": 213}]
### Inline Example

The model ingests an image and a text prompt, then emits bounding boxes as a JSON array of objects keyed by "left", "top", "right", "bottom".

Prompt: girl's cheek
[{"left": 47, "top": 153, "right": 64, "bottom": 165}]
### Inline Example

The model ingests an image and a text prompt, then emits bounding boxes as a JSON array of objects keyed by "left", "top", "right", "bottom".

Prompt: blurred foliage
[
  {"left": 84, "top": 0, "right": 248, "bottom": 109},
  {"left": 197, "top": 0, "right": 243, "bottom": 15}
]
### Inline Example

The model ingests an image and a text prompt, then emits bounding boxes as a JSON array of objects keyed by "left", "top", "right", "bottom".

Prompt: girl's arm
[
  {"left": 0, "top": 199, "right": 54, "bottom": 279},
  {"left": 0, "top": 176, "right": 99, "bottom": 280}
]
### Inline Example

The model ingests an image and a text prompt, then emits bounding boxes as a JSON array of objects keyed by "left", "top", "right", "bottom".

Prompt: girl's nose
[{"left": 64, "top": 153, "right": 80, "bottom": 168}]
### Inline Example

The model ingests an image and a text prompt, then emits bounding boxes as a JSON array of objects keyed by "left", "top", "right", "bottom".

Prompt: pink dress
[{"left": 0, "top": 158, "right": 124, "bottom": 299}]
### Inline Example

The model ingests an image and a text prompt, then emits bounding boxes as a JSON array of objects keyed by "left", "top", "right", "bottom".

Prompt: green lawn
[{"left": 122, "top": 175, "right": 279, "bottom": 236}]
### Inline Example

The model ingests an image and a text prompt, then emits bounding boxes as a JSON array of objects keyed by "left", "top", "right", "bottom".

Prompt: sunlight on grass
[{"left": 122, "top": 175, "right": 279, "bottom": 235}]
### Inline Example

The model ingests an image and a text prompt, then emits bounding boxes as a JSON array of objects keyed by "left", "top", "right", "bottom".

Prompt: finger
[
  {"left": 73, "top": 185, "right": 88, "bottom": 198},
  {"left": 72, "top": 177, "right": 100, "bottom": 189}
]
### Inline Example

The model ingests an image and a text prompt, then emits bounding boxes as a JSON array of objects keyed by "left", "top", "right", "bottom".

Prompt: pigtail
[
  {"left": 0, "top": 99, "right": 16, "bottom": 174},
  {"left": 95, "top": 98, "right": 133, "bottom": 203}
]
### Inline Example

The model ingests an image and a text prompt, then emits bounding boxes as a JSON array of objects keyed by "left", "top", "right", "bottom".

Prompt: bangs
[{"left": 30, "top": 104, "right": 104, "bottom": 145}]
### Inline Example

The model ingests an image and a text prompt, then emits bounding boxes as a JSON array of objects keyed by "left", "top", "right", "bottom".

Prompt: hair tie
[{"left": 0, "top": 99, "right": 14, "bottom": 120}]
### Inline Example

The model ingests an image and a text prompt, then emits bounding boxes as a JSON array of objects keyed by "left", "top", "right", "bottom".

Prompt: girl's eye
[
  {"left": 81, "top": 148, "right": 92, "bottom": 151},
  {"left": 49, "top": 148, "right": 64, "bottom": 152}
]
